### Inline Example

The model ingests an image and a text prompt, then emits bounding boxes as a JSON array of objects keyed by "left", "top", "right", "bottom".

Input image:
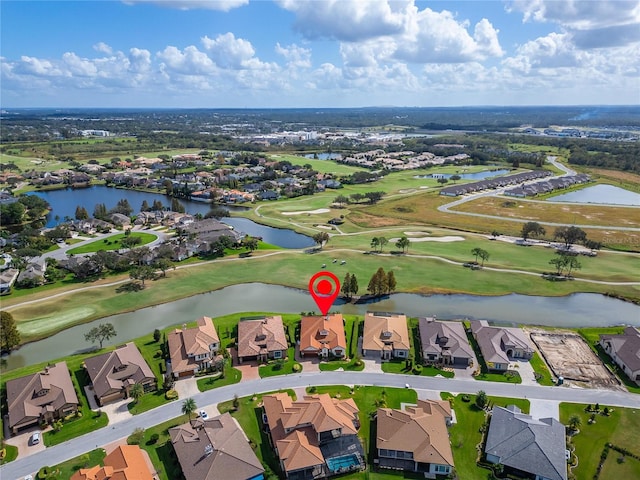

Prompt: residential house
[
  {"left": 470, "top": 320, "right": 534, "bottom": 371},
  {"left": 16, "top": 258, "right": 46, "bottom": 286},
  {"left": 84, "top": 342, "right": 156, "bottom": 406},
  {"left": 0, "top": 268, "right": 19, "bottom": 295},
  {"left": 599, "top": 327, "right": 640, "bottom": 385},
  {"left": 108, "top": 213, "right": 131, "bottom": 227},
  {"left": 236, "top": 315, "right": 288, "bottom": 363},
  {"left": 485, "top": 406, "right": 567, "bottom": 480},
  {"left": 70, "top": 445, "right": 154, "bottom": 480},
  {"left": 180, "top": 218, "right": 244, "bottom": 244},
  {"left": 262, "top": 392, "right": 365, "bottom": 480},
  {"left": 362, "top": 312, "right": 410, "bottom": 360},
  {"left": 418, "top": 317, "right": 475, "bottom": 367},
  {"left": 169, "top": 412, "right": 265, "bottom": 480},
  {"left": 6, "top": 362, "right": 79, "bottom": 434},
  {"left": 168, "top": 316, "right": 221, "bottom": 378},
  {"left": 376, "top": 399, "right": 454, "bottom": 478},
  {"left": 299, "top": 314, "right": 347, "bottom": 359}
]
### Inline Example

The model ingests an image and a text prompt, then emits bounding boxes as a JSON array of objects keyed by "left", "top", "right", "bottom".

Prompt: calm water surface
[
  {"left": 413, "top": 169, "right": 511, "bottom": 180},
  {"left": 32, "top": 186, "right": 313, "bottom": 248},
  {"left": 4, "top": 284, "right": 638, "bottom": 370},
  {"left": 549, "top": 184, "right": 640, "bottom": 206}
]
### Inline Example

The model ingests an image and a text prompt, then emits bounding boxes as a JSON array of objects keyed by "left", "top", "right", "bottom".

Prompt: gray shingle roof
[{"left": 485, "top": 406, "right": 567, "bottom": 480}]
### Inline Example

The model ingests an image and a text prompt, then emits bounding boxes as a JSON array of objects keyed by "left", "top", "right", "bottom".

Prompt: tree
[
  {"left": 204, "top": 206, "right": 229, "bottom": 219},
  {"left": 437, "top": 177, "right": 449, "bottom": 185},
  {"left": 171, "top": 198, "right": 185, "bottom": 213},
  {"left": 0, "top": 201, "right": 25, "bottom": 225},
  {"left": 378, "top": 237, "right": 388, "bottom": 252},
  {"left": 554, "top": 226, "right": 587, "bottom": 249},
  {"left": 475, "top": 390, "right": 488, "bottom": 409},
  {"left": 568, "top": 414, "right": 582, "bottom": 432},
  {"left": 368, "top": 267, "right": 388, "bottom": 296},
  {"left": 182, "top": 398, "right": 197, "bottom": 420},
  {"left": 549, "top": 254, "right": 570, "bottom": 275},
  {"left": 370, "top": 237, "right": 380, "bottom": 252},
  {"left": 364, "top": 191, "right": 385, "bottom": 204},
  {"left": 450, "top": 174, "right": 461, "bottom": 183},
  {"left": 349, "top": 274, "right": 359, "bottom": 297},
  {"left": 130, "top": 265, "right": 156, "bottom": 286},
  {"left": 342, "top": 273, "right": 352, "bottom": 298},
  {"left": 153, "top": 328, "right": 162, "bottom": 343},
  {"left": 386, "top": 270, "right": 397, "bottom": 293},
  {"left": 141, "top": 200, "right": 150, "bottom": 212},
  {"left": 334, "top": 194, "right": 349, "bottom": 205},
  {"left": 129, "top": 383, "right": 144, "bottom": 404},
  {"left": 478, "top": 249, "right": 490, "bottom": 266},
  {"left": 312, "top": 232, "right": 330, "bottom": 249},
  {"left": 350, "top": 193, "right": 365, "bottom": 203},
  {"left": 93, "top": 203, "right": 108, "bottom": 220},
  {"left": 566, "top": 256, "right": 582, "bottom": 277},
  {"left": 242, "top": 236, "right": 259, "bottom": 253},
  {"left": 395, "top": 236, "right": 410, "bottom": 253},
  {"left": 521, "top": 222, "right": 546, "bottom": 241},
  {"left": 128, "top": 427, "right": 145, "bottom": 445},
  {"left": 0, "top": 311, "right": 21, "bottom": 352},
  {"left": 84, "top": 323, "right": 117, "bottom": 349},
  {"left": 471, "top": 247, "right": 483, "bottom": 263},
  {"left": 153, "top": 257, "right": 173, "bottom": 277},
  {"left": 75, "top": 205, "right": 89, "bottom": 220}
]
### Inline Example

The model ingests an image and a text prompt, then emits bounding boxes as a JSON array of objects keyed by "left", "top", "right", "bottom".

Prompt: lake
[
  {"left": 304, "top": 153, "right": 343, "bottom": 160},
  {"left": 4, "top": 283, "right": 638, "bottom": 371},
  {"left": 413, "top": 169, "right": 511, "bottom": 180},
  {"left": 32, "top": 186, "right": 314, "bottom": 248},
  {"left": 548, "top": 184, "right": 640, "bottom": 206}
]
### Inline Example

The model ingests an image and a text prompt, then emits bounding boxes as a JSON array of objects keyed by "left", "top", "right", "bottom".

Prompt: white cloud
[
  {"left": 93, "top": 42, "right": 113, "bottom": 55},
  {"left": 122, "top": 0, "right": 248, "bottom": 11},
  {"left": 201, "top": 32, "right": 256, "bottom": 69},
  {"left": 279, "top": 0, "right": 407, "bottom": 41},
  {"left": 157, "top": 45, "right": 217, "bottom": 75},
  {"left": 275, "top": 43, "right": 311, "bottom": 69},
  {"left": 509, "top": 0, "right": 640, "bottom": 30}
]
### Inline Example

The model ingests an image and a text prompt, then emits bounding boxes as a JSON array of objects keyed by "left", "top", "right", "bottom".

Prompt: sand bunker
[
  {"left": 390, "top": 236, "right": 465, "bottom": 243},
  {"left": 281, "top": 208, "right": 331, "bottom": 216},
  {"left": 404, "top": 231, "right": 430, "bottom": 236}
]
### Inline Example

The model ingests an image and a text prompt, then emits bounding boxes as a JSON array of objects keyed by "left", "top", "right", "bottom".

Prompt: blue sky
[{"left": 1, "top": 0, "right": 639, "bottom": 108}]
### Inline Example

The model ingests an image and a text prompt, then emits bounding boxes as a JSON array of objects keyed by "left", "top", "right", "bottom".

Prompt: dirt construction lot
[{"left": 530, "top": 331, "right": 622, "bottom": 389}]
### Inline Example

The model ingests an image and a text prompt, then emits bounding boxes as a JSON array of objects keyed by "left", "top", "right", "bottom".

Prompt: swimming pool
[{"left": 326, "top": 454, "right": 361, "bottom": 472}]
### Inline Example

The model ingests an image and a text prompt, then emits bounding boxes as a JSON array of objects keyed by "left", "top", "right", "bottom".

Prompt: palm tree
[
  {"left": 182, "top": 398, "right": 197, "bottom": 420},
  {"left": 129, "top": 383, "right": 144, "bottom": 404},
  {"left": 568, "top": 414, "right": 582, "bottom": 432}
]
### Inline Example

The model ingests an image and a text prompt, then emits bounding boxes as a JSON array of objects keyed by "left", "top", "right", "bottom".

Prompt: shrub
[
  {"left": 292, "top": 363, "right": 301, "bottom": 372},
  {"left": 128, "top": 427, "right": 145, "bottom": 445},
  {"left": 412, "top": 364, "right": 423, "bottom": 374},
  {"left": 461, "top": 394, "right": 471, "bottom": 402},
  {"left": 165, "top": 389, "right": 178, "bottom": 400},
  {"left": 149, "top": 433, "right": 160, "bottom": 444}
]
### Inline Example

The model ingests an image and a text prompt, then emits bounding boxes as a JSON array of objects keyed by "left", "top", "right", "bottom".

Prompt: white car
[{"left": 199, "top": 410, "right": 208, "bottom": 420}]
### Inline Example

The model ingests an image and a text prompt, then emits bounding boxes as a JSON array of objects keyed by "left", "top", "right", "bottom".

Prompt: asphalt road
[{"left": 2, "top": 371, "right": 639, "bottom": 480}]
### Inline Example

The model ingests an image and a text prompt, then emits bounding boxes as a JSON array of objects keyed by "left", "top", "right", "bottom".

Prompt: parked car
[
  {"left": 30, "top": 432, "right": 40, "bottom": 445},
  {"left": 199, "top": 410, "right": 208, "bottom": 420}
]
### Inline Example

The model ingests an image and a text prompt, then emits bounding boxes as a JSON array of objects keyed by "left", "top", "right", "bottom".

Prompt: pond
[
  {"left": 548, "top": 184, "right": 640, "bottom": 206},
  {"left": 413, "top": 169, "right": 511, "bottom": 180},
  {"left": 31, "top": 186, "right": 314, "bottom": 248},
  {"left": 4, "top": 283, "right": 638, "bottom": 371},
  {"left": 304, "top": 153, "right": 343, "bottom": 160}
]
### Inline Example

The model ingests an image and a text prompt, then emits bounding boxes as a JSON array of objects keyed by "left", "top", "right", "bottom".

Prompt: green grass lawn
[
  {"left": 0, "top": 444, "right": 18, "bottom": 465},
  {"left": 67, "top": 232, "right": 157, "bottom": 254},
  {"left": 318, "top": 358, "right": 365, "bottom": 371},
  {"left": 380, "top": 360, "right": 454, "bottom": 378},
  {"left": 443, "top": 392, "right": 530, "bottom": 480},
  {"left": 259, "top": 347, "right": 301, "bottom": 377},
  {"left": 530, "top": 351, "right": 555, "bottom": 386},
  {"left": 560, "top": 403, "right": 640, "bottom": 480},
  {"left": 135, "top": 416, "right": 189, "bottom": 480},
  {"left": 599, "top": 448, "right": 640, "bottom": 480},
  {"left": 49, "top": 447, "right": 106, "bottom": 479},
  {"left": 196, "top": 365, "right": 242, "bottom": 392},
  {"left": 44, "top": 408, "right": 109, "bottom": 447}
]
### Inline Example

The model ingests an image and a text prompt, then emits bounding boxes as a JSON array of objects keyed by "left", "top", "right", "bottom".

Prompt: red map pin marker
[{"left": 309, "top": 271, "right": 341, "bottom": 316}]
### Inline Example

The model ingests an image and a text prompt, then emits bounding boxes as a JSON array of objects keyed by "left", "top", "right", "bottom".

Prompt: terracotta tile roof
[
  {"left": 6, "top": 362, "right": 78, "bottom": 431},
  {"left": 168, "top": 317, "right": 220, "bottom": 374},
  {"left": 263, "top": 393, "right": 360, "bottom": 474},
  {"left": 169, "top": 413, "right": 264, "bottom": 480},
  {"left": 84, "top": 343, "right": 155, "bottom": 400},
  {"left": 299, "top": 314, "right": 347, "bottom": 354},
  {"left": 70, "top": 445, "right": 153, "bottom": 480},
  {"left": 237, "top": 315, "right": 288, "bottom": 359},
  {"left": 362, "top": 312, "right": 410, "bottom": 352},
  {"left": 377, "top": 400, "right": 454, "bottom": 467}
]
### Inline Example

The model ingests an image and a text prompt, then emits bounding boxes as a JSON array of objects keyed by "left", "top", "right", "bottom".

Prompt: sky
[{"left": 1, "top": 0, "right": 639, "bottom": 108}]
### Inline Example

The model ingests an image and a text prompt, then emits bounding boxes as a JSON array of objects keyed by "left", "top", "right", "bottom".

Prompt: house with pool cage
[{"left": 262, "top": 392, "right": 366, "bottom": 479}]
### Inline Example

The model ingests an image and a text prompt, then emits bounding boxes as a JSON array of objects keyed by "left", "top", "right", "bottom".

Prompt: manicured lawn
[
  {"left": 530, "top": 351, "right": 555, "bottom": 386},
  {"left": 381, "top": 360, "right": 454, "bottom": 378},
  {"left": 44, "top": 408, "right": 109, "bottom": 446},
  {"left": 127, "top": 389, "right": 174, "bottom": 415},
  {"left": 50, "top": 447, "right": 106, "bottom": 479},
  {"left": 259, "top": 347, "right": 301, "bottom": 378},
  {"left": 67, "top": 232, "right": 157, "bottom": 254},
  {"left": 0, "top": 444, "right": 18, "bottom": 464},
  {"left": 443, "top": 392, "right": 530, "bottom": 480},
  {"left": 135, "top": 416, "right": 189, "bottom": 480},
  {"left": 196, "top": 365, "right": 242, "bottom": 392},
  {"left": 473, "top": 370, "right": 522, "bottom": 383},
  {"left": 577, "top": 327, "right": 640, "bottom": 394},
  {"left": 560, "top": 403, "right": 640, "bottom": 480},
  {"left": 318, "top": 358, "right": 364, "bottom": 371},
  {"left": 600, "top": 449, "right": 640, "bottom": 480}
]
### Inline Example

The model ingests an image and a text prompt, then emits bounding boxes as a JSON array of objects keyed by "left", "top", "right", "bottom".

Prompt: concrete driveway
[
  {"left": 174, "top": 378, "right": 200, "bottom": 399},
  {"left": 511, "top": 359, "right": 538, "bottom": 386},
  {"left": 229, "top": 348, "right": 261, "bottom": 382},
  {"left": 295, "top": 346, "right": 321, "bottom": 373},
  {"left": 529, "top": 399, "right": 560, "bottom": 420},
  {"left": 99, "top": 398, "right": 133, "bottom": 424},
  {"left": 4, "top": 427, "right": 46, "bottom": 460}
]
